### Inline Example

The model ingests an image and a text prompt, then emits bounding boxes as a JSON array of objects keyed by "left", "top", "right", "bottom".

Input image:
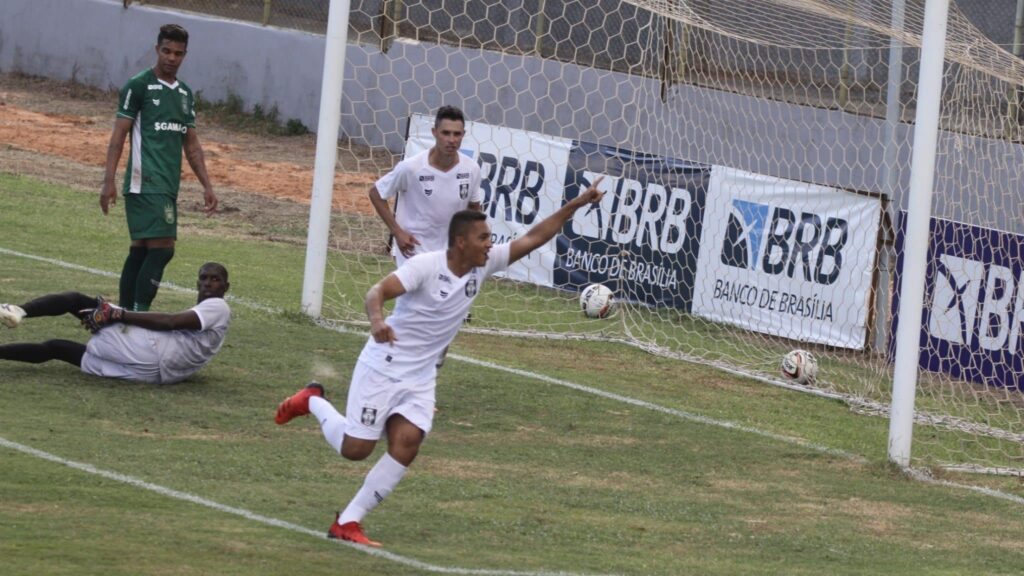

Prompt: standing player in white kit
[{"left": 368, "top": 105, "right": 484, "bottom": 267}]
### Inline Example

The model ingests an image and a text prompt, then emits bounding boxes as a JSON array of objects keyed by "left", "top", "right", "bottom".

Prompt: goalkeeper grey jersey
[
  {"left": 80, "top": 298, "right": 230, "bottom": 384},
  {"left": 156, "top": 298, "right": 231, "bottom": 383}
]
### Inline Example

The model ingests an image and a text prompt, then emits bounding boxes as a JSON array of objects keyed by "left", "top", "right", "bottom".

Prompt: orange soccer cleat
[
  {"left": 274, "top": 382, "right": 325, "bottom": 425},
  {"left": 327, "top": 516, "right": 381, "bottom": 547}
]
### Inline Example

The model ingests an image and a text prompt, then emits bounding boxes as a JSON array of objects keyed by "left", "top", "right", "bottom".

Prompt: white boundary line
[
  {"left": 453, "top": 354, "right": 860, "bottom": 459},
  {"left": 0, "top": 246, "right": 855, "bottom": 460},
  {"left": 905, "top": 467, "right": 1024, "bottom": 505},
  {"left": 0, "top": 436, "right": 608, "bottom": 576},
  {"left": 313, "top": 316, "right": 860, "bottom": 460},
  {"left": 2, "top": 247, "right": 1023, "bottom": 510}
]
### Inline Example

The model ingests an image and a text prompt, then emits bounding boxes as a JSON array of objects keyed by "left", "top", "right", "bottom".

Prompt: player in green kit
[{"left": 101, "top": 24, "right": 218, "bottom": 311}]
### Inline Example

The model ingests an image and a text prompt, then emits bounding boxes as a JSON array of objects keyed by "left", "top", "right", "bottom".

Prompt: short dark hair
[
  {"left": 158, "top": 24, "right": 189, "bottom": 47},
  {"left": 448, "top": 210, "right": 487, "bottom": 247},
  {"left": 200, "top": 262, "right": 228, "bottom": 282},
  {"left": 435, "top": 105, "right": 465, "bottom": 128}
]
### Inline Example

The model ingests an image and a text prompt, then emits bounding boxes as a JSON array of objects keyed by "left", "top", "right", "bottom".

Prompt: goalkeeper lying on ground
[{"left": 0, "top": 262, "right": 230, "bottom": 384}]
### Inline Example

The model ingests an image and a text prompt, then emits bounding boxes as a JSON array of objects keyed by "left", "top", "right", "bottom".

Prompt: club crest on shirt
[
  {"left": 459, "top": 181, "right": 469, "bottom": 199},
  {"left": 361, "top": 407, "right": 378, "bottom": 426},
  {"left": 152, "top": 99, "right": 161, "bottom": 106},
  {"left": 439, "top": 289, "right": 449, "bottom": 298},
  {"left": 182, "top": 97, "right": 189, "bottom": 114},
  {"left": 465, "top": 277, "right": 478, "bottom": 297},
  {"left": 424, "top": 188, "right": 433, "bottom": 197}
]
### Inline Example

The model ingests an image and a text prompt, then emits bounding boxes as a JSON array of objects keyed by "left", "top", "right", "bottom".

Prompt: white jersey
[
  {"left": 375, "top": 149, "right": 483, "bottom": 259},
  {"left": 81, "top": 297, "right": 231, "bottom": 384},
  {"left": 359, "top": 243, "right": 511, "bottom": 380},
  {"left": 157, "top": 298, "right": 231, "bottom": 383}
]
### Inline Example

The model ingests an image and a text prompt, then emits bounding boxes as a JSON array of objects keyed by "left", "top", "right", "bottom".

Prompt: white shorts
[
  {"left": 345, "top": 360, "right": 436, "bottom": 440},
  {"left": 80, "top": 325, "right": 162, "bottom": 384}
]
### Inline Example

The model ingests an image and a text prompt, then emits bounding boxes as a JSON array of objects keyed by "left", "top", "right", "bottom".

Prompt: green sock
[
  {"left": 133, "top": 247, "right": 175, "bottom": 311},
  {"left": 118, "top": 246, "right": 148, "bottom": 308}
]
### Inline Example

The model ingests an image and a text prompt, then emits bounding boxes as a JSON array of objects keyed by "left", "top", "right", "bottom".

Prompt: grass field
[{"left": 2, "top": 172, "right": 1023, "bottom": 575}]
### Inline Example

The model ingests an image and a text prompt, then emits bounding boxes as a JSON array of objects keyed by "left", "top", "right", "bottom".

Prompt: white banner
[
  {"left": 692, "top": 166, "right": 881, "bottom": 349},
  {"left": 406, "top": 114, "right": 572, "bottom": 286}
]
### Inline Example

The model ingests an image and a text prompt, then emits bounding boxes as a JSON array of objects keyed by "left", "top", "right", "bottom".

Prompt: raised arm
[
  {"left": 100, "top": 117, "right": 134, "bottom": 215},
  {"left": 364, "top": 273, "right": 408, "bottom": 344},
  {"left": 184, "top": 128, "right": 218, "bottom": 214},
  {"left": 508, "top": 176, "right": 604, "bottom": 265}
]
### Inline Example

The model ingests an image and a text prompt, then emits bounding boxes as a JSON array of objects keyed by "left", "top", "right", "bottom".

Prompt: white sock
[
  {"left": 338, "top": 453, "right": 407, "bottom": 524},
  {"left": 309, "top": 396, "right": 346, "bottom": 453}
]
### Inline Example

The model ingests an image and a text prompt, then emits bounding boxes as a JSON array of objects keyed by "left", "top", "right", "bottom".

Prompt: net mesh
[{"left": 313, "top": 0, "right": 1024, "bottom": 475}]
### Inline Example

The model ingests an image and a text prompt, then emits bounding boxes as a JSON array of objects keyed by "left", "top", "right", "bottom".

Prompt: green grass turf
[{"left": 1, "top": 172, "right": 1023, "bottom": 575}]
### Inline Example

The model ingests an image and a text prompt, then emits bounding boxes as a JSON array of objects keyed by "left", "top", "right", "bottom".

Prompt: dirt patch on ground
[
  {"left": 0, "top": 72, "right": 405, "bottom": 253},
  {"left": 0, "top": 96, "right": 376, "bottom": 213}
]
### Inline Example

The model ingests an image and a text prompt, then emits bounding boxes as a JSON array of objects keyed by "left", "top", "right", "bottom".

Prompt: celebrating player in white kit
[
  {"left": 0, "top": 263, "right": 230, "bottom": 385},
  {"left": 274, "top": 177, "right": 604, "bottom": 547}
]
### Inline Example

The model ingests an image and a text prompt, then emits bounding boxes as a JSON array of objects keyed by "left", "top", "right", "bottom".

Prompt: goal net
[{"left": 318, "top": 0, "right": 1024, "bottom": 476}]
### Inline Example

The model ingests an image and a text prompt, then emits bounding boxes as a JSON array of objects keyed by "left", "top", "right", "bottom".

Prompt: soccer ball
[
  {"left": 780, "top": 349, "right": 818, "bottom": 384},
  {"left": 579, "top": 283, "right": 616, "bottom": 319}
]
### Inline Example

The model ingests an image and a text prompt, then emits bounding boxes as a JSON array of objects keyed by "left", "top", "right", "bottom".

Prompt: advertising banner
[
  {"left": 553, "top": 142, "right": 709, "bottom": 310},
  {"left": 692, "top": 166, "right": 881, "bottom": 349},
  {"left": 891, "top": 213, "right": 1024, "bottom": 390}
]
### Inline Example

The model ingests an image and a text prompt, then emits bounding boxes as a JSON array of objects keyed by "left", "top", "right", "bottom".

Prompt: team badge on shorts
[
  {"left": 361, "top": 407, "right": 378, "bottom": 426},
  {"left": 164, "top": 202, "right": 176, "bottom": 224}
]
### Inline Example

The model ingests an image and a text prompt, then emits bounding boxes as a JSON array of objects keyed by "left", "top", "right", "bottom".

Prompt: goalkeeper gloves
[{"left": 80, "top": 299, "right": 125, "bottom": 333}]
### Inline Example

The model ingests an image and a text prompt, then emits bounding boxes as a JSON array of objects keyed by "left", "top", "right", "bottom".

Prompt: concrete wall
[
  {"left": 2, "top": 0, "right": 1022, "bottom": 233},
  {"left": 0, "top": 0, "right": 326, "bottom": 134}
]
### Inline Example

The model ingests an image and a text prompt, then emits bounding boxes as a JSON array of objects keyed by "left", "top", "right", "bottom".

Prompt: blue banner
[
  {"left": 892, "top": 212, "right": 1024, "bottom": 391},
  {"left": 553, "top": 141, "right": 709, "bottom": 311}
]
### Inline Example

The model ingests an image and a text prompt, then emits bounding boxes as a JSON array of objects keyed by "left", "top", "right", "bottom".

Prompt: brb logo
[
  {"left": 478, "top": 152, "right": 545, "bottom": 225},
  {"left": 929, "top": 254, "right": 1024, "bottom": 351},
  {"left": 720, "top": 199, "right": 848, "bottom": 285},
  {"left": 569, "top": 172, "right": 693, "bottom": 254}
]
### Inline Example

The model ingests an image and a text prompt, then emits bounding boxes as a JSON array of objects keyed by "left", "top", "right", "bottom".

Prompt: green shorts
[{"left": 124, "top": 193, "right": 177, "bottom": 240}]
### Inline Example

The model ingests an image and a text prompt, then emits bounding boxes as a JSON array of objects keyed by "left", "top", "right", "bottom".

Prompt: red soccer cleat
[
  {"left": 274, "top": 382, "right": 325, "bottom": 425},
  {"left": 327, "top": 517, "right": 381, "bottom": 547}
]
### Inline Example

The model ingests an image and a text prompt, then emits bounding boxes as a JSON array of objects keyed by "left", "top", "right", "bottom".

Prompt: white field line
[
  {"left": 3, "top": 247, "right": 1023, "bottom": 504},
  {"left": 905, "top": 467, "right": 1024, "bottom": 505},
  {"left": 315, "top": 315, "right": 859, "bottom": 460},
  {"left": 0, "top": 247, "right": 853, "bottom": 459},
  {"left": 454, "top": 353, "right": 860, "bottom": 459},
  {"left": 0, "top": 436, "right": 610, "bottom": 576}
]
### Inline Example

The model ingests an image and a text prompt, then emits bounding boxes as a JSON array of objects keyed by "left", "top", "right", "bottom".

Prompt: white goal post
[
  {"left": 303, "top": 0, "right": 1024, "bottom": 476},
  {"left": 887, "top": 0, "right": 949, "bottom": 467},
  {"left": 301, "top": 0, "right": 350, "bottom": 319}
]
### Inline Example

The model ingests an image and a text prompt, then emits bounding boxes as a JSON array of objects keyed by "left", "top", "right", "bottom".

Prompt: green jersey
[{"left": 116, "top": 68, "right": 196, "bottom": 196}]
